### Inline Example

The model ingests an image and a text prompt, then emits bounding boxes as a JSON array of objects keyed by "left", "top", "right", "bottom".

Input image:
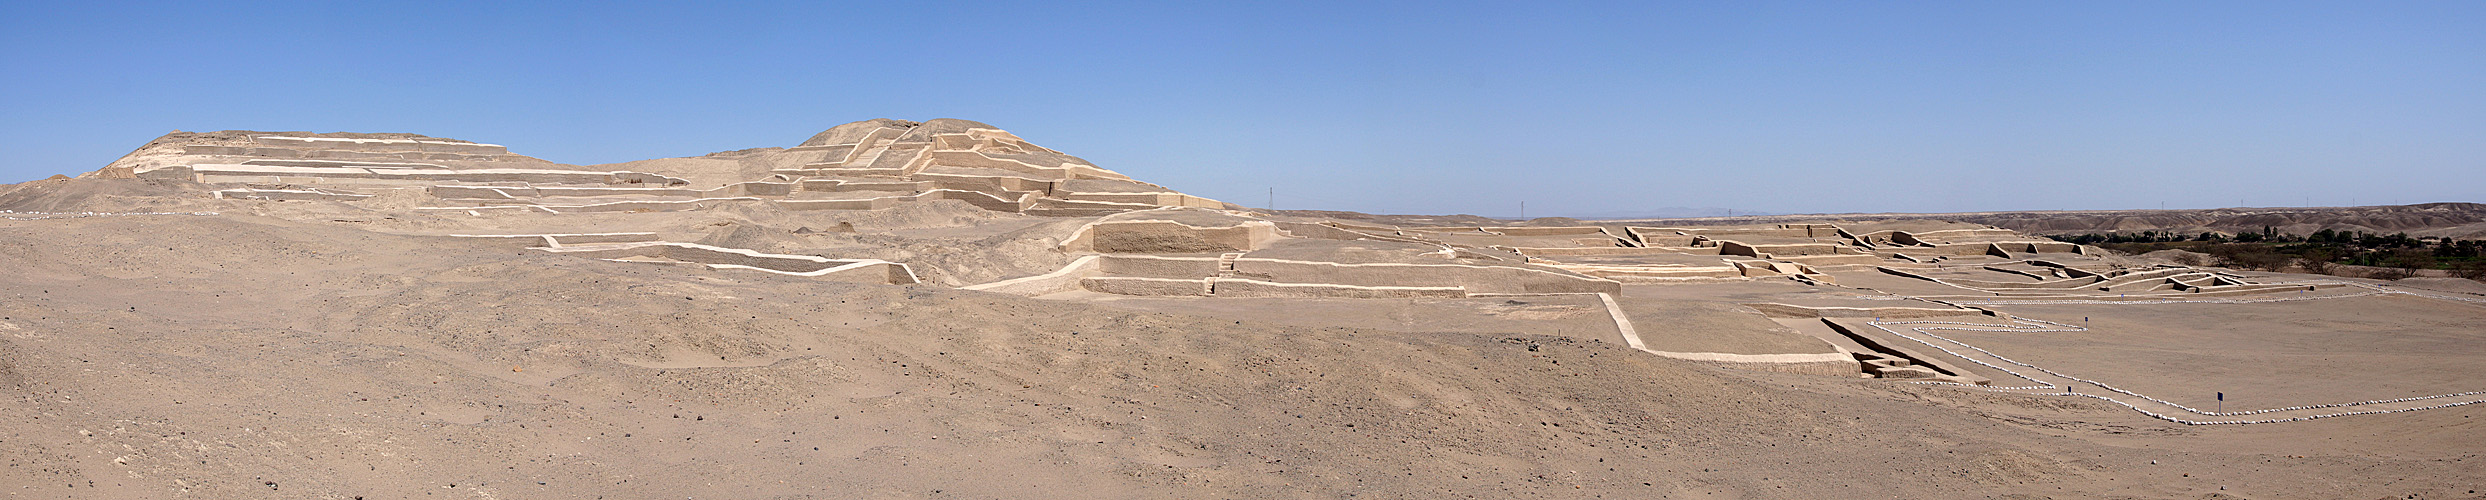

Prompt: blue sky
[{"left": 2, "top": 1, "right": 2479, "bottom": 216}]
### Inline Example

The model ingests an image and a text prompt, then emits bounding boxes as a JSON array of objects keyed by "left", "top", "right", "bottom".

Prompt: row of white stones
[
  {"left": 1942, "top": 279, "right": 2486, "bottom": 306},
  {"left": 1915, "top": 385, "right": 2486, "bottom": 426},
  {"left": 2348, "top": 282, "right": 2486, "bottom": 304},
  {"left": 1868, "top": 318, "right": 2077, "bottom": 391},
  {"left": 0, "top": 209, "right": 220, "bottom": 220},
  {"left": 1885, "top": 318, "right": 2486, "bottom": 417},
  {"left": 1830, "top": 272, "right": 2486, "bottom": 423},
  {"left": 1868, "top": 303, "right": 2486, "bottom": 425},
  {"left": 1943, "top": 290, "right": 2383, "bottom": 306}
]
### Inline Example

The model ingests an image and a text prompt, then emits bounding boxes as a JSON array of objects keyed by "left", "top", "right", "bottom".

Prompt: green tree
[
  {"left": 2454, "top": 260, "right": 2486, "bottom": 282},
  {"left": 2296, "top": 247, "right": 2338, "bottom": 276},
  {"left": 2385, "top": 248, "right": 2435, "bottom": 272}
]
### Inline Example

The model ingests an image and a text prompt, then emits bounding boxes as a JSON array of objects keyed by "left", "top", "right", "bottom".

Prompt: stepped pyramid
[
  {"left": 94, "top": 119, "right": 1231, "bottom": 215},
  {"left": 763, "top": 118, "right": 1228, "bottom": 215}
]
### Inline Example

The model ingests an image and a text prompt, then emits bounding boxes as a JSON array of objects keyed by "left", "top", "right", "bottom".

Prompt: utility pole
[
  {"left": 1520, "top": 201, "right": 1526, "bottom": 220},
  {"left": 1267, "top": 187, "right": 1273, "bottom": 212}
]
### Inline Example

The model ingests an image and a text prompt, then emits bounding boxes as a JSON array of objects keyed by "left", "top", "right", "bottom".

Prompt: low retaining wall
[
  {"left": 706, "top": 181, "right": 795, "bottom": 197},
  {"left": 534, "top": 242, "right": 918, "bottom": 284},
  {"left": 1099, "top": 255, "right": 1222, "bottom": 279},
  {"left": 775, "top": 189, "right": 1031, "bottom": 213},
  {"left": 185, "top": 164, "right": 690, "bottom": 187},
  {"left": 1273, "top": 221, "right": 1378, "bottom": 241},
  {"left": 1082, "top": 276, "right": 1209, "bottom": 296},
  {"left": 1062, "top": 219, "right": 1282, "bottom": 253},
  {"left": 1926, "top": 266, "right": 2199, "bottom": 291},
  {"left": 1888, "top": 229, "right": 2021, "bottom": 245},
  {"left": 1659, "top": 355, "right": 1862, "bottom": 376},
  {"left": 184, "top": 146, "right": 510, "bottom": 160},
  {"left": 960, "top": 256, "right": 1101, "bottom": 296},
  {"left": 1472, "top": 226, "right": 1614, "bottom": 236},
  {"left": 431, "top": 186, "right": 705, "bottom": 199},
  {"left": 1629, "top": 225, "right": 1840, "bottom": 245},
  {"left": 1507, "top": 246, "right": 1722, "bottom": 257},
  {"left": 922, "top": 150, "right": 1083, "bottom": 180},
  {"left": 802, "top": 179, "right": 933, "bottom": 193},
  {"left": 448, "top": 232, "right": 661, "bottom": 249},
  {"left": 1058, "top": 191, "right": 1225, "bottom": 208},
  {"left": 251, "top": 136, "right": 508, "bottom": 155},
  {"left": 1820, "top": 318, "right": 1990, "bottom": 385},
  {"left": 213, "top": 188, "right": 372, "bottom": 201},
  {"left": 547, "top": 198, "right": 763, "bottom": 213},
  {"left": 1925, "top": 282, "right": 2345, "bottom": 302},
  {"left": 1773, "top": 254, "right": 1883, "bottom": 266},
  {"left": 915, "top": 173, "right": 1051, "bottom": 194},
  {"left": 1231, "top": 258, "right": 1622, "bottom": 295},
  {"left": 1208, "top": 278, "right": 1467, "bottom": 298},
  {"left": 1743, "top": 303, "right": 1998, "bottom": 320},
  {"left": 1549, "top": 264, "right": 1744, "bottom": 279}
]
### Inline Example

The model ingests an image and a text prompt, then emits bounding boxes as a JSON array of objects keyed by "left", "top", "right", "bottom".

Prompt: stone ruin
[
  {"left": 105, "top": 119, "right": 1229, "bottom": 216},
  {"left": 69, "top": 118, "right": 2398, "bottom": 394}
]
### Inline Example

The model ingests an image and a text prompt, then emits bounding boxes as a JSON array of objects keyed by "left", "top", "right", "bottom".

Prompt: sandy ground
[
  {"left": 1051, "top": 292, "right": 1629, "bottom": 344},
  {"left": 1614, "top": 298, "right": 1831, "bottom": 355},
  {"left": 0, "top": 211, "right": 2481, "bottom": 500}
]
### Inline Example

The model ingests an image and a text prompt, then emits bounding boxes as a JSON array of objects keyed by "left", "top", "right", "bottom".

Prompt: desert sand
[{"left": 2, "top": 120, "right": 2481, "bottom": 499}]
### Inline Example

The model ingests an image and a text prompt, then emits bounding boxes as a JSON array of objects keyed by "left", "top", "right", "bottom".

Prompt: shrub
[
  {"left": 2367, "top": 267, "right": 2418, "bottom": 281},
  {"left": 2454, "top": 260, "right": 2486, "bottom": 282},
  {"left": 2295, "top": 247, "right": 2338, "bottom": 275},
  {"left": 2295, "top": 257, "right": 2335, "bottom": 275},
  {"left": 2383, "top": 248, "right": 2436, "bottom": 273},
  {"left": 2205, "top": 244, "right": 2288, "bottom": 271}
]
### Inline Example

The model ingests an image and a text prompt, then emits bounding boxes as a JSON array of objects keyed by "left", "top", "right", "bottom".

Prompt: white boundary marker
[
  {"left": 1, "top": 209, "right": 218, "bottom": 220},
  {"left": 1594, "top": 292, "right": 1647, "bottom": 350},
  {"left": 1868, "top": 287, "right": 2486, "bottom": 425}
]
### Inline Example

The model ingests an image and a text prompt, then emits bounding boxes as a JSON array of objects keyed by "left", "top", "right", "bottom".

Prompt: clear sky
[{"left": 3, "top": 1, "right": 2479, "bottom": 216}]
